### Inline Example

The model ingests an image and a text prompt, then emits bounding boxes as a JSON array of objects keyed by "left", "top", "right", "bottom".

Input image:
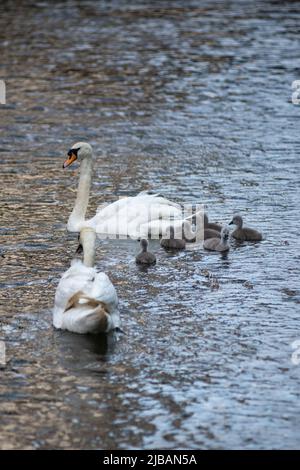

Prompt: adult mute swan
[
  {"left": 63, "top": 142, "right": 183, "bottom": 237},
  {"left": 53, "top": 227, "right": 120, "bottom": 334}
]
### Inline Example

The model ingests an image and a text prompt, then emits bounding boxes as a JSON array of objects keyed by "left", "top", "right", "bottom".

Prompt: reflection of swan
[
  {"left": 53, "top": 227, "right": 120, "bottom": 334},
  {"left": 54, "top": 330, "right": 114, "bottom": 367},
  {"left": 63, "top": 142, "right": 182, "bottom": 237}
]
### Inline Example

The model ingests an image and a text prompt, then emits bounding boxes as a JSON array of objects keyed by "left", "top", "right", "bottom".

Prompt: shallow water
[{"left": 0, "top": 0, "right": 300, "bottom": 449}]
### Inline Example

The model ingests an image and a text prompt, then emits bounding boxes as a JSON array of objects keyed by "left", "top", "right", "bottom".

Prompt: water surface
[{"left": 0, "top": 0, "right": 300, "bottom": 449}]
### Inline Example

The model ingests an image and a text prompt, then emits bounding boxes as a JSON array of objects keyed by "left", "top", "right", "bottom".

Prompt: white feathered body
[
  {"left": 70, "top": 193, "right": 183, "bottom": 237},
  {"left": 53, "top": 260, "right": 119, "bottom": 334}
]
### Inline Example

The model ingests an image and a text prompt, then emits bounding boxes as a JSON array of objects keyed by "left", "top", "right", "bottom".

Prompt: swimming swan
[
  {"left": 63, "top": 142, "right": 182, "bottom": 238},
  {"left": 53, "top": 227, "right": 120, "bottom": 334}
]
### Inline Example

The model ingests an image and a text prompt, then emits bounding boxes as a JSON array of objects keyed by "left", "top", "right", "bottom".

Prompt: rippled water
[{"left": 1, "top": 0, "right": 300, "bottom": 450}]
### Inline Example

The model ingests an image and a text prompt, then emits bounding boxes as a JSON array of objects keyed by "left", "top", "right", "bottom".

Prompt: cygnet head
[
  {"left": 204, "top": 212, "right": 209, "bottom": 226},
  {"left": 221, "top": 226, "right": 230, "bottom": 242},
  {"left": 140, "top": 239, "right": 148, "bottom": 251},
  {"left": 229, "top": 214, "right": 243, "bottom": 228},
  {"left": 63, "top": 142, "right": 93, "bottom": 169}
]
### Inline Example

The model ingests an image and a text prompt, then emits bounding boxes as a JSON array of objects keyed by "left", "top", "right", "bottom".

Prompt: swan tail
[{"left": 64, "top": 291, "right": 111, "bottom": 332}]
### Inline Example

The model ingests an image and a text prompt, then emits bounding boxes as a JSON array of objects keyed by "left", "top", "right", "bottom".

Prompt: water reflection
[{"left": 54, "top": 331, "right": 116, "bottom": 368}]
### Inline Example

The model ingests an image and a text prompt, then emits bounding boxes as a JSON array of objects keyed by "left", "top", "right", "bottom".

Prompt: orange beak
[{"left": 63, "top": 152, "right": 77, "bottom": 169}]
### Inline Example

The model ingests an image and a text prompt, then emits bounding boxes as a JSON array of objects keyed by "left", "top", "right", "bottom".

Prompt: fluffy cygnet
[
  {"left": 229, "top": 214, "right": 262, "bottom": 241},
  {"left": 204, "top": 228, "right": 221, "bottom": 240},
  {"left": 182, "top": 220, "right": 221, "bottom": 242},
  {"left": 135, "top": 239, "right": 156, "bottom": 265},
  {"left": 203, "top": 226, "right": 230, "bottom": 252},
  {"left": 204, "top": 213, "right": 222, "bottom": 232},
  {"left": 160, "top": 226, "right": 186, "bottom": 250}
]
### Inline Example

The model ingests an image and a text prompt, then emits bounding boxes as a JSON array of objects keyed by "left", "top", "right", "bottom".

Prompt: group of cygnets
[{"left": 135, "top": 213, "right": 263, "bottom": 265}]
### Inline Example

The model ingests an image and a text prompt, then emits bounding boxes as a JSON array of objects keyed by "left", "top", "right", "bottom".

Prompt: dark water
[{"left": 1, "top": 0, "right": 300, "bottom": 449}]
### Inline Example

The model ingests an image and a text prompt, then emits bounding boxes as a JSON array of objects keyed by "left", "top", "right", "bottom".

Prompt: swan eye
[{"left": 67, "top": 148, "right": 80, "bottom": 157}]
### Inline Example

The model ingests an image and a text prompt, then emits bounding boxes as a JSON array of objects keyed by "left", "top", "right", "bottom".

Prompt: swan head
[
  {"left": 63, "top": 142, "right": 93, "bottom": 169},
  {"left": 229, "top": 214, "right": 243, "bottom": 228}
]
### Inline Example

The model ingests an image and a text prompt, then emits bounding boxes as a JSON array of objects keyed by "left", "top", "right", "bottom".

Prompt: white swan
[
  {"left": 63, "top": 142, "right": 183, "bottom": 237},
  {"left": 53, "top": 227, "right": 120, "bottom": 334}
]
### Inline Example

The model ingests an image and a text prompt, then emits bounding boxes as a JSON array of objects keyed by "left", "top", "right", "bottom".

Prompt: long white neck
[
  {"left": 81, "top": 229, "right": 96, "bottom": 267},
  {"left": 67, "top": 157, "right": 93, "bottom": 232}
]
